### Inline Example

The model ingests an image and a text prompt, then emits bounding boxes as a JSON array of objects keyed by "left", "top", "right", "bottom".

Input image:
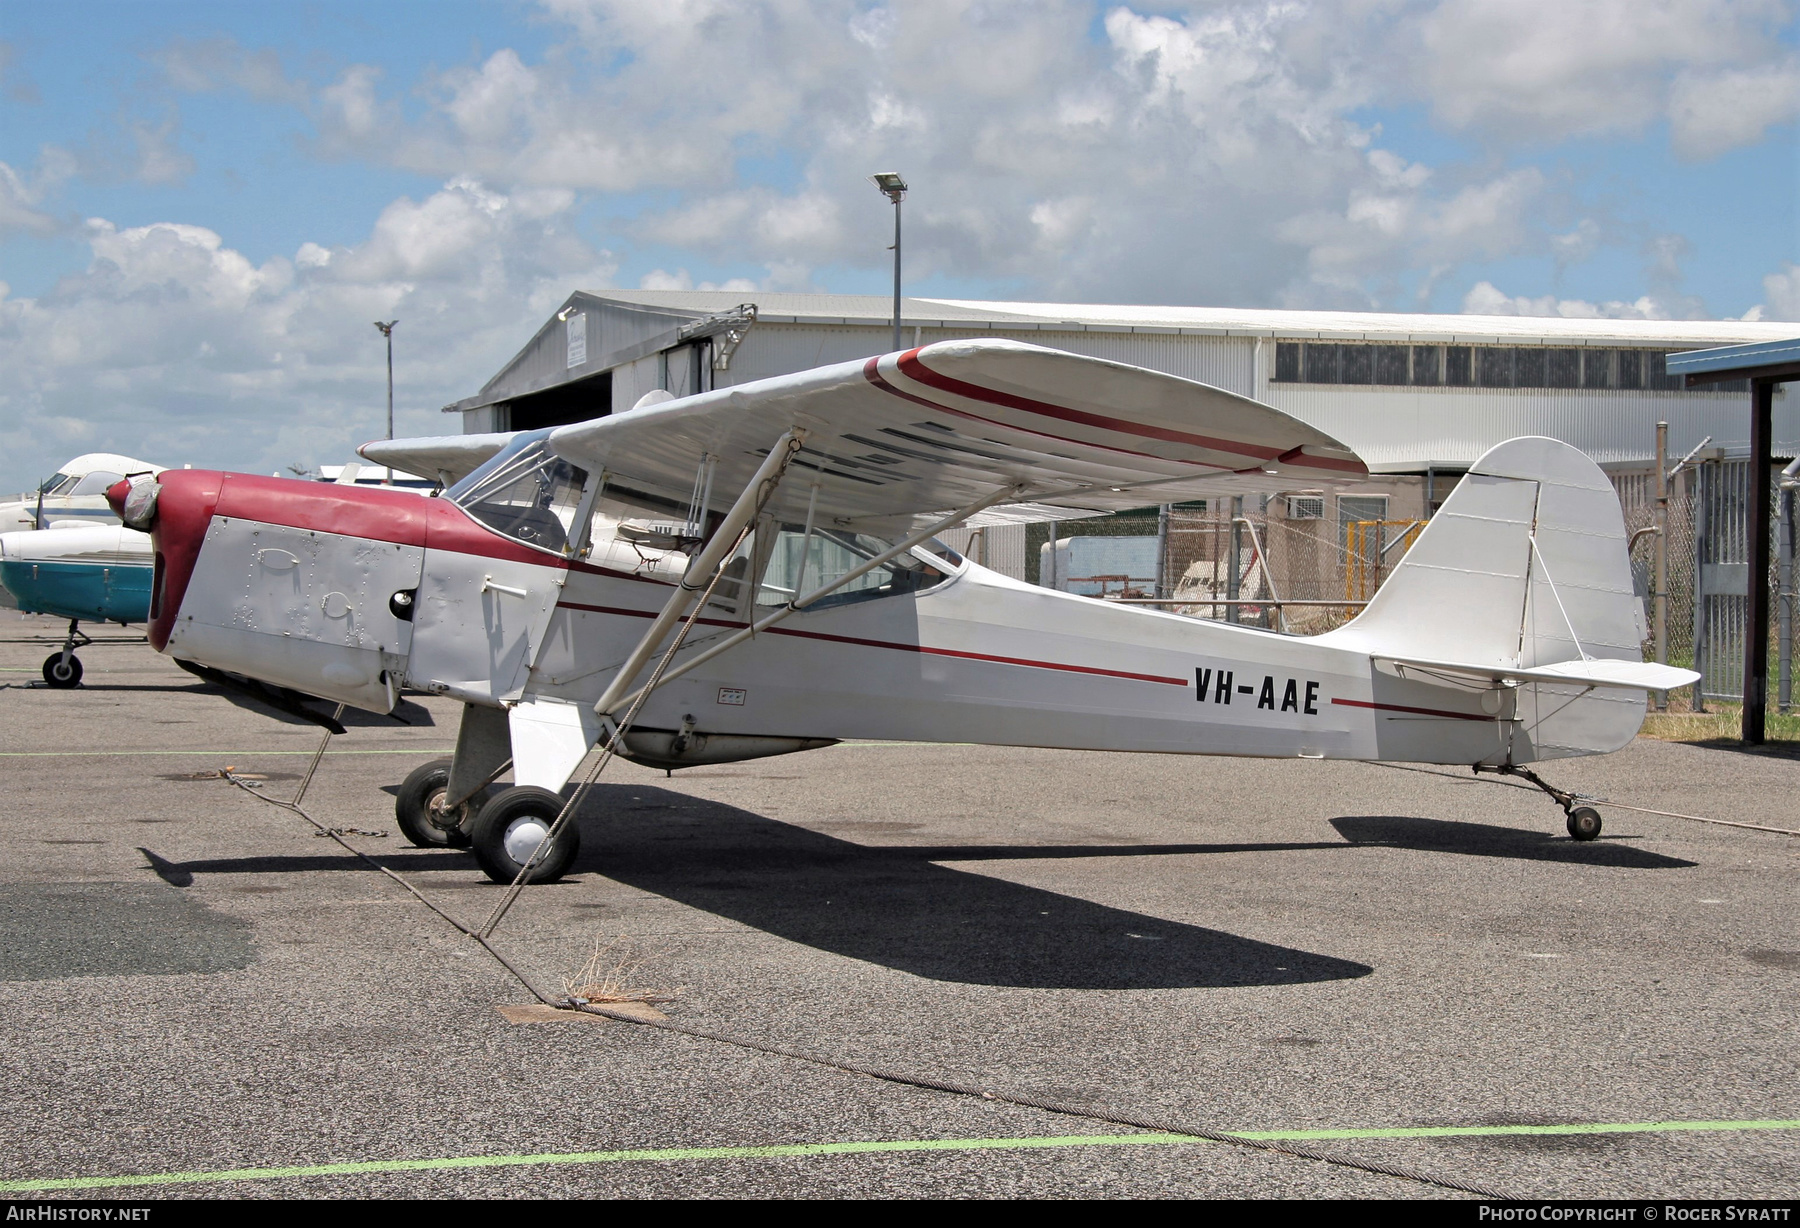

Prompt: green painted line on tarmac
[
  {"left": 4, "top": 1119, "right": 1796, "bottom": 1193},
  {"left": 0, "top": 1134, "right": 1195, "bottom": 1192},
  {"left": 0, "top": 748, "right": 455, "bottom": 757},
  {"left": 1234, "top": 1119, "right": 1800, "bottom": 1141}
]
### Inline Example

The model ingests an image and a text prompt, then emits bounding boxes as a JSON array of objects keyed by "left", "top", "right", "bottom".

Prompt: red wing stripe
[
  {"left": 893, "top": 351, "right": 1363, "bottom": 475},
  {"left": 1332, "top": 697, "right": 1494, "bottom": 722},
  {"left": 861, "top": 358, "right": 1198, "bottom": 468},
  {"left": 555, "top": 598, "right": 1188, "bottom": 686}
]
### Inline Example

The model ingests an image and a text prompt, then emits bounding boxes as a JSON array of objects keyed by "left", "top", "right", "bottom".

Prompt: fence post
[
  {"left": 1227, "top": 495, "right": 1243, "bottom": 625},
  {"left": 1654, "top": 422, "right": 1669, "bottom": 711},
  {"left": 1155, "top": 503, "right": 1171, "bottom": 600},
  {"left": 1780, "top": 483, "right": 1794, "bottom": 714},
  {"left": 1692, "top": 461, "right": 1709, "bottom": 713}
]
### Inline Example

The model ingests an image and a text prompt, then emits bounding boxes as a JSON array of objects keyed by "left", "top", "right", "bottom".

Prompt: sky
[{"left": 1, "top": 0, "right": 1797, "bottom": 493}]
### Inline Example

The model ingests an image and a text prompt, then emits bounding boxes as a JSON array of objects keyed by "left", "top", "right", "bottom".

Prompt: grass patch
[{"left": 1641, "top": 701, "right": 1800, "bottom": 749}]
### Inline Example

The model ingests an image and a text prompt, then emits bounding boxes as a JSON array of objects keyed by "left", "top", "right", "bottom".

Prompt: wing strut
[
  {"left": 602, "top": 482, "right": 1023, "bottom": 716},
  {"left": 590, "top": 431, "right": 806, "bottom": 717}
]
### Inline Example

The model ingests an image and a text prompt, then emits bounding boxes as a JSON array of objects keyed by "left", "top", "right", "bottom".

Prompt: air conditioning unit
[{"left": 1286, "top": 496, "right": 1325, "bottom": 520}]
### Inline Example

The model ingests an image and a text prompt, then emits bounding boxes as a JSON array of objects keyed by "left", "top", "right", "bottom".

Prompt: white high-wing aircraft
[
  {"left": 107, "top": 340, "right": 1698, "bottom": 884},
  {"left": 1, "top": 453, "right": 166, "bottom": 534}
]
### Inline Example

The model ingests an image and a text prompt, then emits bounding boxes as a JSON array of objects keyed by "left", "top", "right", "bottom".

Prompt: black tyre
[
  {"left": 1566, "top": 806, "right": 1602, "bottom": 841},
  {"left": 470, "top": 786, "right": 580, "bottom": 884},
  {"left": 42, "top": 652, "right": 82, "bottom": 689},
  {"left": 394, "top": 757, "right": 473, "bottom": 849}
]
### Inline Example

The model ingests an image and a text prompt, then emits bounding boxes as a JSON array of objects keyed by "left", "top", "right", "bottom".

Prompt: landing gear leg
[
  {"left": 1475, "top": 763, "right": 1602, "bottom": 841},
  {"left": 41, "top": 620, "right": 90, "bottom": 689}
]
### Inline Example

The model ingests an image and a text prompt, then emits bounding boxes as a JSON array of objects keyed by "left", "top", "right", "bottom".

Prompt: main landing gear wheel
[
  {"left": 394, "top": 758, "right": 473, "bottom": 849},
  {"left": 41, "top": 652, "right": 82, "bottom": 688},
  {"left": 1566, "top": 806, "right": 1603, "bottom": 842},
  {"left": 470, "top": 786, "right": 580, "bottom": 884}
]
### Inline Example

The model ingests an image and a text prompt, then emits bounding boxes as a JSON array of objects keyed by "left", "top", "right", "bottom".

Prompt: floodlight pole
[
  {"left": 869, "top": 173, "right": 907, "bottom": 352},
  {"left": 891, "top": 192, "right": 902, "bottom": 353},
  {"left": 374, "top": 320, "right": 398, "bottom": 484}
]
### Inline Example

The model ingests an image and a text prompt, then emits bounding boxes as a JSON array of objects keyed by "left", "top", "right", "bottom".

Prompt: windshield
[
  {"left": 449, "top": 437, "right": 588, "bottom": 554},
  {"left": 69, "top": 471, "right": 125, "bottom": 496},
  {"left": 37, "top": 473, "right": 76, "bottom": 496}
]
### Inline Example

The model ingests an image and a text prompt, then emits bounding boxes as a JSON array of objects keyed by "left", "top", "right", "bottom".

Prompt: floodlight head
[
  {"left": 373, "top": 319, "right": 397, "bottom": 336},
  {"left": 869, "top": 171, "right": 907, "bottom": 201}
]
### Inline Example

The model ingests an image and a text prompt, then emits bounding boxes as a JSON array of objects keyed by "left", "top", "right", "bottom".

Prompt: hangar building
[
  {"left": 444, "top": 292, "right": 1795, "bottom": 622},
  {"left": 446, "top": 289, "right": 1795, "bottom": 469}
]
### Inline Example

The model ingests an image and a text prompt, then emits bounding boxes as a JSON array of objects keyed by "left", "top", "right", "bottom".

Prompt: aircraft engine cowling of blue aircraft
[{"left": 110, "top": 471, "right": 434, "bottom": 714}]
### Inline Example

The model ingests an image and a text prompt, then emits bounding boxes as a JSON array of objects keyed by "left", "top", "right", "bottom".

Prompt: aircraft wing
[
  {"left": 548, "top": 339, "right": 1365, "bottom": 528},
  {"left": 358, "top": 433, "right": 513, "bottom": 486}
]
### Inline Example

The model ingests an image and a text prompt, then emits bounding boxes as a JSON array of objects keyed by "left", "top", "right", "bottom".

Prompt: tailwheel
[
  {"left": 41, "top": 651, "right": 82, "bottom": 688},
  {"left": 470, "top": 786, "right": 580, "bottom": 884},
  {"left": 394, "top": 757, "right": 473, "bottom": 849},
  {"left": 1566, "top": 806, "right": 1603, "bottom": 842}
]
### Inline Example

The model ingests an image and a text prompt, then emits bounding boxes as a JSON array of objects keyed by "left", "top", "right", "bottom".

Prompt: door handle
[{"left": 482, "top": 576, "right": 529, "bottom": 598}]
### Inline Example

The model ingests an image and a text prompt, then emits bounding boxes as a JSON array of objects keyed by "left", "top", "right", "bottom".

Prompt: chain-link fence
[
  {"left": 946, "top": 468, "right": 1798, "bottom": 714},
  {"left": 1613, "top": 460, "right": 1798, "bottom": 712}
]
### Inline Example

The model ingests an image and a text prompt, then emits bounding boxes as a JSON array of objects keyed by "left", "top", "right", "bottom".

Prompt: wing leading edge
[{"left": 547, "top": 339, "right": 1366, "bottom": 528}]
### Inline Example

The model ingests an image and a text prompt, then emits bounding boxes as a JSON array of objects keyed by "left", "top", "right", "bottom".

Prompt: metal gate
[{"left": 1691, "top": 457, "right": 1791, "bottom": 706}]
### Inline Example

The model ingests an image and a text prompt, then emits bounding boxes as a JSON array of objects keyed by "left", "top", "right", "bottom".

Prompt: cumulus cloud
[
  {"left": 637, "top": 268, "right": 758, "bottom": 292},
  {"left": 1410, "top": 0, "right": 1800, "bottom": 154},
  {"left": 9, "top": 0, "right": 1789, "bottom": 489},
  {"left": 1461, "top": 280, "right": 1705, "bottom": 321},
  {"left": 0, "top": 179, "right": 616, "bottom": 491},
  {"left": 1744, "top": 263, "right": 1800, "bottom": 322}
]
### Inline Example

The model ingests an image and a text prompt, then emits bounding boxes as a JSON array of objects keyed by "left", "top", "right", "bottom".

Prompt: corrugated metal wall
[
  {"left": 1263, "top": 382, "right": 1796, "bottom": 471},
  {"left": 467, "top": 304, "right": 1797, "bottom": 477},
  {"left": 718, "top": 325, "right": 1254, "bottom": 398}
]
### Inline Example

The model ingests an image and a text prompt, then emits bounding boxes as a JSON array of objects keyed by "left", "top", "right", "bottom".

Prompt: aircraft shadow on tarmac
[
  {"left": 571, "top": 785, "right": 1372, "bottom": 991},
  {"left": 1329, "top": 815, "right": 1697, "bottom": 868},
  {"left": 137, "top": 846, "right": 470, "bottom": 887}
]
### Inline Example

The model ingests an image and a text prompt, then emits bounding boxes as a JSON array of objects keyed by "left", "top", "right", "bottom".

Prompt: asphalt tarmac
[{"left": 1, "top": 614, "right": 1796, "bottom": 1199}]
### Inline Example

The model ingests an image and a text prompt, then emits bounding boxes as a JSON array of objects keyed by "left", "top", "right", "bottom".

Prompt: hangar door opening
[{"left": 507, "top": 371, "right": 612, "bottom": 432}]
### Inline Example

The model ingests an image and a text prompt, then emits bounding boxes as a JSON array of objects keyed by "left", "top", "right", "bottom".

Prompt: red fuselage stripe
[
  {"left": 556, "top": 600, "right": 1190, "bottom": 686},
  {"left": 889, "top": 350, "right": 1365, "bottom": 475},
  {"left": 1331, "top": 697, "right": 1494, "bottom": 722}
]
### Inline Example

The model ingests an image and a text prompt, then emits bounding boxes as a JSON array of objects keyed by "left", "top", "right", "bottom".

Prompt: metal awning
[
  {"left": 1663, "top": 336, "right": 1800, "bottom": 743},
  {"left": 1668, "top": 337, "right": 1800, "bottom": 386}
]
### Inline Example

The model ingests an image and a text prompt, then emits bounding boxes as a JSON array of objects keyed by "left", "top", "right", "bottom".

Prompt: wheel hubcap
[
  {"left": 425, "top": 788, "right": 458, "bottom": 831},
  {"left": 502, "top": 815, "right": 552, "bottom": 864}
]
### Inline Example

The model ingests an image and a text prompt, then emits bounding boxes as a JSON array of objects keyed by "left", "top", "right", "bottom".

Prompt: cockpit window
[
  {"left": 450, "top": 439, "right": 588, "bottom": 554},
  {"left": 38, "top": 473, "right": 76, "bottom": 496},
  {"left": 756, "top": 527, "right": 951, "bottom": 611},
  {"left": 69, "top": 471, "right": 125, "bottom": 496}
]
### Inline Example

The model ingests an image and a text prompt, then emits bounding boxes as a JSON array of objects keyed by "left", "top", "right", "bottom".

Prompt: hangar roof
[{"left": 602, "top": 289, "right": 1794, "bottom": 347}]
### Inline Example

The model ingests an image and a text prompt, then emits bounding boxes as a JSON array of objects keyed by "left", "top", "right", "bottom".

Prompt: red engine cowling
[{"left": 112, "top": 470, "right": 431, "bottom": 712}]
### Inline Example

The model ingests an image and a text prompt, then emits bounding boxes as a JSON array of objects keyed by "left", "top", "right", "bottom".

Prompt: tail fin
[{"left": 1326, "top": 436, "right": 1661, "bottom": 759}]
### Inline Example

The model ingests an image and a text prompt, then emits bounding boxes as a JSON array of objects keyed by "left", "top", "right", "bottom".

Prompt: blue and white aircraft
[{"left": 1, "top": 453, "right": 164, "bottom": 685}]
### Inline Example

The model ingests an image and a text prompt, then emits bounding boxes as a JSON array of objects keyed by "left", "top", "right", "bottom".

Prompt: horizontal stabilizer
[{"left": 1375, "top": 654, "right": 1700, "bottom": 692}]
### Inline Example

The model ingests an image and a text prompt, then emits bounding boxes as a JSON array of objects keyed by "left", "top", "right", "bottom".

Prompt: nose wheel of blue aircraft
[
  {"left": 42, "top": 651, "right": 83, "bottom": 688},
  {"left": 394, "top": 758, "right": 474, "bottom": 849},
  {"left": 41, "top": 620, "right": 90, "bottom": 689}
]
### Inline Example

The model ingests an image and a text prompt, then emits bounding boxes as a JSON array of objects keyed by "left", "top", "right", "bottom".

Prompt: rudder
[{"left": 1323, "top": 436, "right": 1647, "bottom": 760}]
